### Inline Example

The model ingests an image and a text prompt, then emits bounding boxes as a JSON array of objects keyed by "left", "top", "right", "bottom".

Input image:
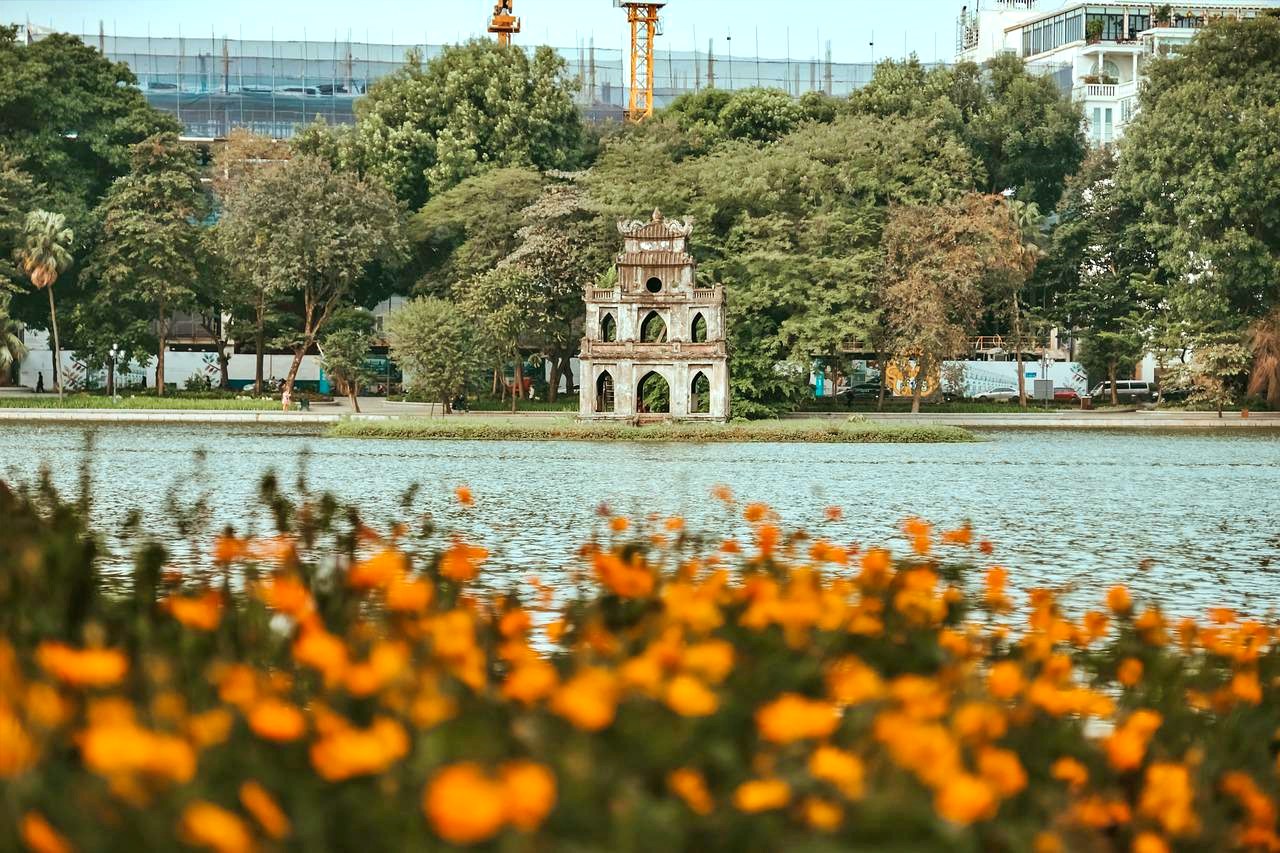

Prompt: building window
[
  {"left": 1092, "top": 107, "right": 1102, "bottom": 144},
  {"left": 1104, "top": 107, "right": 1113, "bottom": 144},
  {"left": 600, "top": 312, "right": 617, "bottom": 342},
  {"left": 690, "top": 371, "right": 710, "bottom": 414},
  {"left": 690, "top": 312, "right": 708, "bottom": 343},
  {"left": 640, "top": 311, "right": 667, "bottom": 343},
  {"left": 645, "top": 276, "right": 663, "bottom": 293}
]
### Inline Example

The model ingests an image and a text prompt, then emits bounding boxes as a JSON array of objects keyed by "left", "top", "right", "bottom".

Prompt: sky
[{"left": 2, "top": 0, "right": 969, "bottom": 63}]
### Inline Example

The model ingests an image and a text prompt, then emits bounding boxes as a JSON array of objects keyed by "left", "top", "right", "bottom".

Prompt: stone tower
[{"left": 579, "top": 209, "right": 729, "bottom": 421}]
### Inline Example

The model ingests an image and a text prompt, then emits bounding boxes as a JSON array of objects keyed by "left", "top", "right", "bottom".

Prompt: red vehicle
[{"left": 1053, "top": 386, "right": 1080, "bottom": 402}]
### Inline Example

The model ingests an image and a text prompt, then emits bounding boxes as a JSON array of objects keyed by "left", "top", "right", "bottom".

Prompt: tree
[
  {"left": 320, "top": 327, "right": 373, "bottom": 413},
  {"left": 386, "top": 297, "right": 486, "bottom": 413},
  {"left": 461, "top": 266, "right": 534, "bottom": 412},
  {"left": 0, "top": 306, "right": 26, "bottom": 382},
  {"left": 1004, "top": 199, "right": 1048, "bottom": 408},
  {"left": 881, "top": 195, "right": 1027, "bottom": 413},
  {"left": 14, "top": 211, "right": 73, "bottom": 396},
  {"left": 1179, "top": 333, "right": 1251, "bottom": 417},
  {"left": 216, "top": 155, "right": 407, "bottom": 400},
  {"left": 85, "top": 133, "right": 209, "bottom": 395},
  {"left": 1116, "top": 16, "right": 1280, "bottom": 381},
  {"left": 312, "top": 41, "right": 585, "bottom": 209},
  {"left": 1246, "top": 309, "right": 1280, "bottom": 408},
  {"left": 717, "top": 88, "right": 807, "bottom": 143},
  {"left": 0, "top": 153, "right": 40, "bottom": 296}
]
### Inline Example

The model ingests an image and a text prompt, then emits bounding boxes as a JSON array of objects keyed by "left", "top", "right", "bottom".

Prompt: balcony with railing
[{"left": 1073, "top": 79, "right": 1137, "bottom": 101}]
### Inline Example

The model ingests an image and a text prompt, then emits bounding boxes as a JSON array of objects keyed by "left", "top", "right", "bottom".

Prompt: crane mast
[
  {"left": 616, "top": 1, "right": 665, "bottom": 122},
  {"left": 488, "top": 0, "right": 521, "bottom": 46}
]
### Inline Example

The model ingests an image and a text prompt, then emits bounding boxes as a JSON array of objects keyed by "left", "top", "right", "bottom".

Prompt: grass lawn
[
  {"left": 329, "top": 416, "right": 975, "bottom": 443},
  {"left": 0, "top": 394, "right": 285, "bottom": 411}
]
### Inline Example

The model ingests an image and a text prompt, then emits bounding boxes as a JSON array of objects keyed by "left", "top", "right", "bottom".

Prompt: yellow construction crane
[
  {"left": 488, "top": 0, "right": 521, "bottom": 46},
  {"left": 616, "top": 1, "right": 665, "bottom": 122}
]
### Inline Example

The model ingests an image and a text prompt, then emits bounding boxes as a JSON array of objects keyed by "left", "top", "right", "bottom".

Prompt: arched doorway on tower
[
  {"left": 637, "top": 371, "right": 670, "bottom": 414},
  {"left": 595, "top": 370, "right": 615, "bottom": 413}
]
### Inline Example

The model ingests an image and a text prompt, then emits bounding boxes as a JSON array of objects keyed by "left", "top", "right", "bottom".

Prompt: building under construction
[{"left": 12, "top": 23, "right": 1066, "bottom": 138}]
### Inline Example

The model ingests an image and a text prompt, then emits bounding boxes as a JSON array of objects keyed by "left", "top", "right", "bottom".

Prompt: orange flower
[
  {"left": 212, "top": 533, "right": 249, "bottom": 564},
  {"left": 809, "top": 745, "right": 865, "bottom": 800},
  {"left": 1117, "top": 657, "right": 1144, "bottom": 687},
  {"left": 711, "top": 484, "right": 734, "bottom": 503},
  {"left": 902, "top": 516, "right": 932, "bottom": 555},
  {"left": 20, "top": 812, "right": 71, "bottom": 853},
  {"left": 665, "top": 674, "right": 718, "bottom": 717},
  {"left": 935, "top": 773, "right": 997, "bottom": 825},
  {"left": 1139, "top": 762, "right": 1197, "bottom": 836},
  {"left": 455, "top": 485, "right": 474, "bottom": 506},
  {"left": 310, "top": 716, "right": 409, "bottom": 782},
  {"left": 669, "top": 768, "right": 714, "bottom": 815},
  {"left": 424, "top": 763, "right": 507, "bottom": 845},
  {"left": 35, "top": 642, "right": 127, "bottom": 688},
  {"left": 441, "top": 540, "right": 488, "bottom": 583},
  {"left": 733, "top": 778, "right": 790, "bottom": 812},
  {"left": 348, "top": 548, "right": 409, "bottom": 589},
  {"left": 1231, "top": 669, "right": 1262, "bottom": 705},
  {"left": 1050, "top": 756, "right": 1089, "bottom": 791},
  {"left": 240, "top": 780, "right": 291, "bottom": 840},
  {"left": 550, "top": 668, "right": 618, "bottom": 731},
  {"left": 499, "top": 760, "right": 556, "bottom": 831},
  {"left": 756, "top": 693, "right": 839, "bottom": 744},
  {"left": 0, "top": 709, "right": 38, "bottom": 777},
  {"left": 743, "top": 502, "right": 769, "bottom": 523},
  {"left": 681, "top": 640, "right": 735, "bottom": 684},
  {"left": 179, "top": 801, "right": 254, "bottom": 853},
  {"left": 292, "top": 627, "right": 348, "bottom": 684},
  {"left": 165, "top": 589, "right": 223, "bottom": 632},
  {"left": 258, "top": 574, "right": 313, "bottom": 618},
  {"left": 1107, "top": 585, "right": 1133, "bottom": 615},
  {"left": 247, "top": 698, "right": 306, "bottom": 742},
  {"left": 755, "top": 524, "right": 780, "bottom": 558},
  {"left": 385, "top": 574, "right": 432, "bottom": 612},
  {"left": 502, "top": 659, "right": 559, "bottom": 705},
  {"left": 978, "top": 747, "right": 1027, "bottom": 798},
  {"left": 824, "top": 505, "right": 843, "bottom": 521},
  {"left": 1132, "top": 832, "right": 1169, "bottom": 853},
  {"left": 987, "top": 661, "right": 1025, "bottom": 701},
  {"left": 187, "top": 708, "right": 234, "bottom": 749},
  {"left": 803, "top": 797, "right": 844, "bottom": 831},
  {"left": 941, "top": 523, "right": 973, "bottom": 546},
  {"left": 609, "top": 515, "right": 630, "bottom": 533},
  {"left": 1105, "top": 710, "right": 1162, "bottom": 772},
  {"left": 593, "top": 550, "right": 655, "bottom": 599}
]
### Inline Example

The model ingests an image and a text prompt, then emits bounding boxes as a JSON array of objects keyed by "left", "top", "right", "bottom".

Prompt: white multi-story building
[{"left": 956, "top": 1, "right": 1280, "bottom": 145}]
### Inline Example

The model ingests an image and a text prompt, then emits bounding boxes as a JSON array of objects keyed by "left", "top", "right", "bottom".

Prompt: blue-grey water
[{"left": 2, "top": 424, "right": 1278, "bottom": 616}]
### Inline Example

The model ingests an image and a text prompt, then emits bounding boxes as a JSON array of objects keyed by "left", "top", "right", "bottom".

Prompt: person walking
[{"left": 35, "top": 371, "right": 44, "bottom": 393}]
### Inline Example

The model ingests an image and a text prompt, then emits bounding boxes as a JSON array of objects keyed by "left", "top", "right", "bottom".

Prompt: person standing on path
[{"left": 35, "top": 372, "right": 44, "bottom": 393}]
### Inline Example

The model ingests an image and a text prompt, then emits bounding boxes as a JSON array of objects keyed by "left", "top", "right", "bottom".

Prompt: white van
[{"left": 1088, "top": 380, "right": 1155, "bottom": 400}]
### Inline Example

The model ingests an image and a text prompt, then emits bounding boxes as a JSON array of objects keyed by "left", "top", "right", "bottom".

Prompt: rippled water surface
[{"left": 2, "top": 424, "right": 1278, "bottom": 614}]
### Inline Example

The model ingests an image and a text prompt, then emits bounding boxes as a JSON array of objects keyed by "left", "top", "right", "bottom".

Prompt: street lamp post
[{"left": 108, "top": 344, "right": 120, "bottom": 402}]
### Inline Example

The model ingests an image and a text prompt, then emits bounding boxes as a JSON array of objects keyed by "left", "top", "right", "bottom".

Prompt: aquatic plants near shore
[
  {"left": 1, "top": 478, "right": 1277, "bottom": 852},
  {"left": 328, "top": 416, "right": 976, "bottom": 443}
]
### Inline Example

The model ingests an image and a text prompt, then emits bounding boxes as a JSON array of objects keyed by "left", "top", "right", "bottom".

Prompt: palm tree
[
  {"left": 0, "top": 310, "right": 27, "bottom": 383},
  {"left": 1006, "top": 200, "right": 1047, "bottom": 409},
  {"left": 1247, "top": 308, "right": 1280, "bottom": 409},
  {"left": 15, "top": 211, "right": 73, "bottom": 397}
]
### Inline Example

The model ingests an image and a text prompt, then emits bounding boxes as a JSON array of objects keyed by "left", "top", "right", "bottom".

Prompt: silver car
[{"left": 974, "top": 386, "right": 1019, "bottom": 402}]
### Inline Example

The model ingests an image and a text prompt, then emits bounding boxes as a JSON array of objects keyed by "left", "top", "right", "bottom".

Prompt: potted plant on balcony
[
  {"left": 1086, "top": 19, "right": 1104, "bottom": 43},
  {"left": 1082, "top": 73, "right": 1102, "bottom": 84},
  {"left": 1153, "top": 4, "right": 1173, "bottom": 26}
]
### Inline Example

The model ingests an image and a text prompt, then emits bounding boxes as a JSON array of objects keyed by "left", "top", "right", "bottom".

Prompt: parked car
[
  {"left": 840, "top": 381, "right": 882, "bottom": 403},
  {"left": 974, "top": 386, "right": 1019, "bottom": 402},
  {"left": 1154, "top": 384, "right": 1192, "bottom": 402},
  {"left": 1053, "top": 386, "right": 1080, "bottom": 402},
  {"left": 1088, "top": 380, "right": 1155, "bottom": 401}
]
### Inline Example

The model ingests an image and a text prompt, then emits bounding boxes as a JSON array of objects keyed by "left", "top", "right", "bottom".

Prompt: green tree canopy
[
  {"left": 386, "top": 297, "right": 487, "bottom": 412},
  {"left": 83, "top": 133, "right": 210, "bottom": 394},
  {"left": 304, "top": 41, "right": 585, "bottom": 209}
]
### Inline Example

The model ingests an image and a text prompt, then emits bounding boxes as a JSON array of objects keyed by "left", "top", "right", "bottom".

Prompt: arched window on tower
[
  {"left": 690, "top": 312, "right": 708, "bottom": 343},
  {"left": 640, "top": 311, "right": 667, "bottom": 343},
  {"left": 637, "top": 371, "right": 671, "bottom": 414},
  {"left": 595, "top": 371, "right": 615, "bottom": 413},
  {"left": 599, "top": 312, "right": 617, "bottom": 342},
  {"left": 690, "top": 371, "right": 711, "bottom": 414}
]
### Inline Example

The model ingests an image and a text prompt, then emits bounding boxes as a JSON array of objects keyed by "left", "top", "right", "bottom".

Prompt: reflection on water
[{"left": 2, "top": 423, "right": 1278, "bottom": 615}]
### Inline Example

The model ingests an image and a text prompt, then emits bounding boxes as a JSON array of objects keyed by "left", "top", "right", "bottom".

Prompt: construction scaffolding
[{"left": 36, "top": 29, "right": 1071, "bottom": 138}]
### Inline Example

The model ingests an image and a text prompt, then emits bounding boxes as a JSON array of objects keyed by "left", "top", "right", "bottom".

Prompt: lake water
[{"left": 2, "top": 423, "right": 1278, "bottom": 616}]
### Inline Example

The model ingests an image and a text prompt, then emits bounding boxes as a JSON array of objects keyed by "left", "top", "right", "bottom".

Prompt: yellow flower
[
  {"left": 733, "top": 778, "right": 790, "bottom": 813},
  {"left": 424, "top": 762, "right": 507, "bottom": 845},
  {"left": 247, "top": 698, "right": 306, "bottom": 742},
  {"left": 240, "top": 780, "right": 291, "bottom": 840},
  {"left": 755, "top": 693, "right": 839, "bottom": 744},
  {"left": 802, "top": 797, "right": 844, "bottom": 831},
  {"left": 499, "top": 760, "right": 557, "bottom": 831},
  {"left": 179, "top": 801, "right": 254, "bottom": 853},
  {"left": 440, "top": 539, "right": 488, "bottom": 583},
  {"left": 668, "top": 768, "right": 714, "bottom": 815},
  {"left": 1117, "top": 657, "right": 1144, "bottom": 687},
  {"left": 21, "top": 812, "right": 73, "bottom": 853},
  {"left": 165, "top": 589, "right": 223, "bottom": 631},
  {"left": 665, "top": 674, "right": 719, "bottom": 717},
  {"left": 934, "top": 773, "right": 997, "bottom": 825},
  {"left": 809, "top": 745, "right": 864, "bottom": 800},
  {"left": 35, "top": 642, "right": 127, "bottom": 688},
  {"left": 550, "top": 668, "right": 618, "bottom": 731}
]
